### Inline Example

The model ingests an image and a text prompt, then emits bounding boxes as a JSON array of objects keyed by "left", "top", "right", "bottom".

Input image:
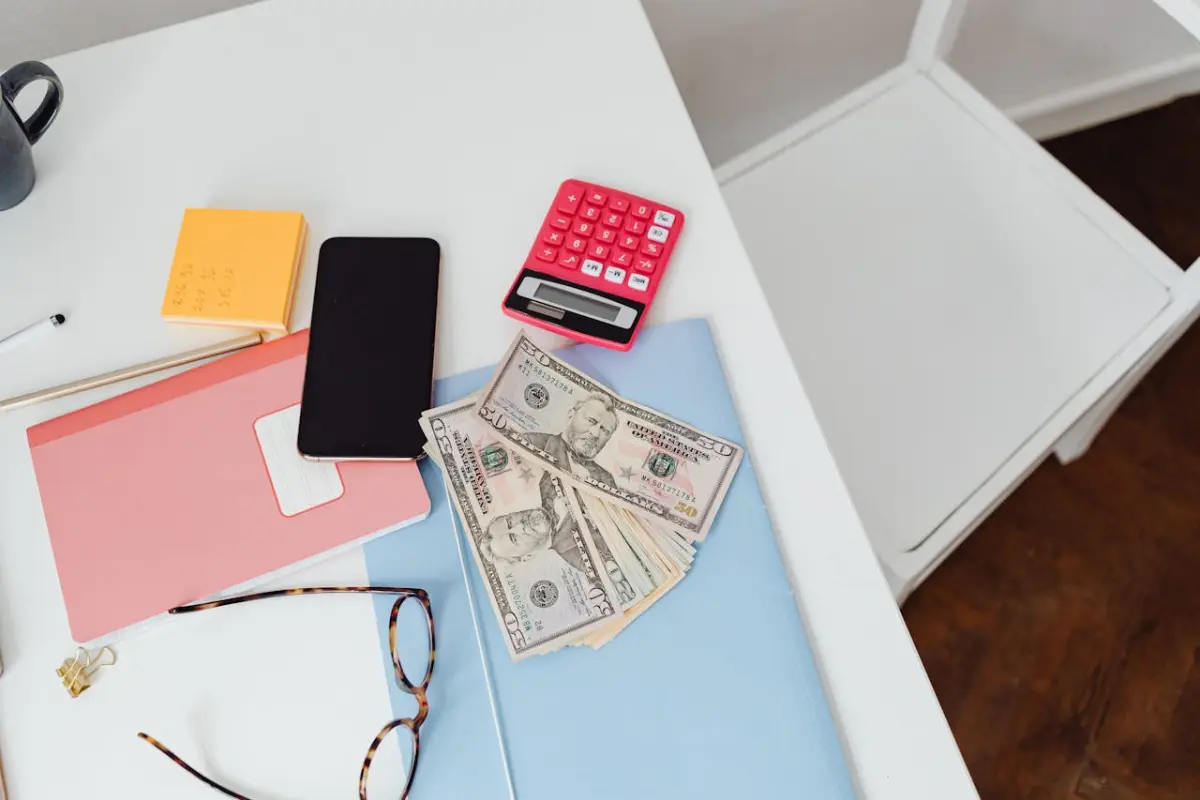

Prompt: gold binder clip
[{"left": 56, "top": 646, "right": 116, "bottom": 697}]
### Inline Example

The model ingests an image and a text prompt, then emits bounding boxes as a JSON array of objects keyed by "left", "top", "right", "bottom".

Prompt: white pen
[{"left": 0, "top": 313, "right": 67, "bottom": 357}]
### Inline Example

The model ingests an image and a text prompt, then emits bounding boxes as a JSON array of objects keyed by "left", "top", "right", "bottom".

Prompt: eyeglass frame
[{"left": 137, "top": 586, "right": 436, "bottom": 800}]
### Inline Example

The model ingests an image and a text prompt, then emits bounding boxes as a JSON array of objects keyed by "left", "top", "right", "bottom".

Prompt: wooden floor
[{"left": 903, "top": 95, "right": 1200, "bottom": 800}]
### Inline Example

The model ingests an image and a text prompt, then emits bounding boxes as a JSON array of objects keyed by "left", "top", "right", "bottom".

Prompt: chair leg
[
  {"left": 1054, "top": 385, "right": 1128, "bottom": 464},
  {"left": 1057, "top": 287, "right": 1200, "bottom": 464},
  {"left": 879, "top": 557, "right": 910, "bottom": 604}
]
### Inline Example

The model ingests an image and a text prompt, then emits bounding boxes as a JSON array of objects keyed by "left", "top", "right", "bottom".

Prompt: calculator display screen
[{"left": 534, "top": 283, "right": 621, "bottom": 322}]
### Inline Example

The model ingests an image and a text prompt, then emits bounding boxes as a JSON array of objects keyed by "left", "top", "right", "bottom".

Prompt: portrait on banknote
[
  {"left": 523, "top": 391, "right": 619, "bottom": 489},
  {"left": 477, "top": 471, "right": 591, "bottom": 576}
]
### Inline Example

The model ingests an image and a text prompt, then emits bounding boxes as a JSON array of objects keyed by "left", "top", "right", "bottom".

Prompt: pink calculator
[{"left": 502, "top": 179, "right": 684, "bottom": 351}]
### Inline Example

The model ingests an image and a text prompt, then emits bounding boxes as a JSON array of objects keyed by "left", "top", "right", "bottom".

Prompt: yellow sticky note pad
[{"left": 162, "top": 209, "right": 308, "bottom": 333}]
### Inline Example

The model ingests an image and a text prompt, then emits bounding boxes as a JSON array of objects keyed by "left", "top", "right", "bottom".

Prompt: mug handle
[{"left": 0, "top": 61, "right": 63, "bottom": 145}]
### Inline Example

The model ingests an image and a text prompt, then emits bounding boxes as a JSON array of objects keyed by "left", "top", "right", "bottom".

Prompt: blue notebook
[{"left": 363, "top": 318, "right": 855, "bottom": 798}]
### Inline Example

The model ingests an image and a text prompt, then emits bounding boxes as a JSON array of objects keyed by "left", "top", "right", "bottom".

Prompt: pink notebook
[{"left": 28, "top": 331, "right": 430, "bottom": 645}]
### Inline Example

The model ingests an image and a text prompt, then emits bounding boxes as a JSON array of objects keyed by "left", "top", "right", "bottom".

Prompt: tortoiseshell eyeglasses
[{"left": 138, "top": 586, "right": 435, "bottom": 800}]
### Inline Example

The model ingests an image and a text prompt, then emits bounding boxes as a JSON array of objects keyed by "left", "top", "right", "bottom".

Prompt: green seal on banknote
[
  {"left": 480, "top": 443, "right": 509, "bottom": 475},
  {"left": 645, "top": 452, "right": 677, "bottom": 479}
]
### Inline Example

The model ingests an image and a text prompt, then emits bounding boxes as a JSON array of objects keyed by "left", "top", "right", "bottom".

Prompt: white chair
[{"left": 719, "top": 0, "right": 1200, "bottom": 602}]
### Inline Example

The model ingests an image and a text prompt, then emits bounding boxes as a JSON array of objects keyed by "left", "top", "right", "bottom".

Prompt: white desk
[{"left": 0, "top": 1, "right": 976, "bottom": 797}]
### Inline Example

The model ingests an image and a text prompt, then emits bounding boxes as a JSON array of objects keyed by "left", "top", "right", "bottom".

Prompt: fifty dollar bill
[
  {"left": 475, "top": 332, "right": 743, "bottom": 541},
  {"left": 420, "top": 397, "right": 622, "bottom": 660}
]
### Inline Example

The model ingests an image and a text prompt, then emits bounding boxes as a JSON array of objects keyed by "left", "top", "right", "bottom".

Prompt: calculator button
[
  {"left": 641, "top": 241, "right": 661, "bottom": 257},
  {"left": 653, "top": 210, "right": 676, "bottom": 228},
  {"left": 566, "top": 237, "right": 587, "bottom": 253},
  {"left": 572, "top": 220, "right": 594, "bottom": 236},
  {"left": 631, "top": 202, "right": 652, "bottom": 219},
  {"left": 581, "top": 259, "right": 604, "bottom": 278},
  {"left": 587, "top": 189, "right": 607, "bottom": 205},
  {"left": 589, "top": 243, "right": 610, "bottom": 259},
  {"left": 536, "top": 246, "right": 558, "bottom": 262},
  {"left": 543, "top": 229, "right": 565, "bottom": 245},
  {"left": 634, "top": 257, "right": 656, "bottom": 273},
  {"left": 580, "top": 205, "right": 602, "bottom": 221},
  {"left": 609, "top": 197, "right": 630, "bottom": 212},
  {"left": 596, "top": 227, "right": 617, "bottom": 244},
  {"left": 647, "top": 225, "right": 669, "bottom": 244},
  {"left": 549, "top": 214, "right": 572, "bottom": 230},
  {"left": 628, "top": 274, "right": 650, "bottom": 292},
  {"left": 602, "top": 211, "right": 624, "bottom": 228},
  {"left": 557, "top": 184, "right": 583, "bottom": 214},
  {"left": 604, "top": 266, "right": 626, "bottom": 284},
  {"left": 611, "top": 249, "right": 633, "bottom": 267},
  {"left": 619, "top": 233, "right": 639, "bottom": 250},
  {"left": 558, "top": 252, "right": 581, "bottom": 269},
  {"left": 624, "top": 218, "right": 646, "bottom": 235}
]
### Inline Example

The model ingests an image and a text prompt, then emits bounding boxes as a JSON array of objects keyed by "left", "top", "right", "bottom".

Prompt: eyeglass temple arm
[
  {"left": 138, "top": 733, "right": 258, "bottom": 800},
  {"left": 170, "top": 586, "right": 429, "bottom": 614}
]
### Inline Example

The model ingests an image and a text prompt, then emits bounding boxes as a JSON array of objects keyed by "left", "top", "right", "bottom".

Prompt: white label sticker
[{"left": 254, "top": 404, "right": 345, "bottom": 516}]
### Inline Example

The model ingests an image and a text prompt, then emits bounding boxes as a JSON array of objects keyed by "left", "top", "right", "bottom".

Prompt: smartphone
[{"left": 297, "top": 237, "right": 440, "bottom": 460}]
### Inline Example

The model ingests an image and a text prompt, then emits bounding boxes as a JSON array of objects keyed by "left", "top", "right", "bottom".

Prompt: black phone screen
[{"left": 298, "top": 237, "right": 440, "bottom": 460}]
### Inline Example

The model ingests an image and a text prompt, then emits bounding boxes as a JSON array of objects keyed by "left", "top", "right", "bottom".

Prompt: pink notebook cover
[{"left": 28, "top": 331, "right": 430, "bottom": 644}]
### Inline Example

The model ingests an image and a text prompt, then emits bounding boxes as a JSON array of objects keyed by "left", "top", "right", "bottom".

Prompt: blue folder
[{"left": 364, "top": 318, "right": 855, "bottom": 798}]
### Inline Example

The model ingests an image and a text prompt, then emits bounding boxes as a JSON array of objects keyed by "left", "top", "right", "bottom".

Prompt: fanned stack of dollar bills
[{"left": 420, "top": 332, "right": 743, "bottom": 660}]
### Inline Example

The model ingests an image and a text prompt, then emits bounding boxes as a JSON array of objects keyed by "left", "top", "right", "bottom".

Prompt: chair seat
[{"left": 721, "top": 70, "right": 1169, "bottom": 590}]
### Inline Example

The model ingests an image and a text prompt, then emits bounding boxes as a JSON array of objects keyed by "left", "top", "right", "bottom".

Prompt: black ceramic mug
[{"left": 0, "top": 61, "right": 63, "bottom": 211}]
